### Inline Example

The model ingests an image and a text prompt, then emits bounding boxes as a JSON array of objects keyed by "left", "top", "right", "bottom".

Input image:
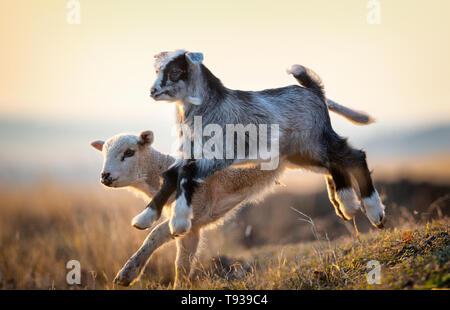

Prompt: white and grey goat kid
[
  {"left": 143, "top": 50, "right": 386, "bottom": 236},
  {"left": 91, "top": 131, "right": 286, "bottom": 287}
]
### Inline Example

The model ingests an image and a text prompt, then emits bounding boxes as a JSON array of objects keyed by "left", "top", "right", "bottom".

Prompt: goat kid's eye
[{"left": 169, "top": 69, "right": 184, "bottom": 81}]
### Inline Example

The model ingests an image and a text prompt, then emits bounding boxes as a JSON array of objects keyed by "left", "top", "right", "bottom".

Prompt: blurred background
[{"left": 0, "top": 0, "right": 449, "bottom": 289}]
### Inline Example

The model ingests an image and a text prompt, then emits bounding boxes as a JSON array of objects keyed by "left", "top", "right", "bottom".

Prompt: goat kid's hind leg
[
  {"left": 329, "top": 168, "right": 361, "bottom": 220},
  {"left": 132, "top": 165, "right": 179, "bottom": 230},
  {"left": 325, "top": 175, "right": 348, "bottom": 220},
  {"left": 114, "top": 220, "right": 173, "bottom": 287},
  {"left": 174, "top": 229, "right": 200, "bottom": 289},
  {"left": 350, "top": 150, "right": 386, "bottom": 228}
]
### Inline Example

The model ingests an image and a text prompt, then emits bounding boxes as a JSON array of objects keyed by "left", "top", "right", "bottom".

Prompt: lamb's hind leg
[
  {"left": 174, "top": 229, "right": 200, "bottom": 289},
  {"left": 114, "top": 220, "right": 173, "bottom": 287}
]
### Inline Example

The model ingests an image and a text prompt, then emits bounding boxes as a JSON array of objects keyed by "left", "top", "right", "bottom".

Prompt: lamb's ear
[
  {"left": 185, "top": 52, "right": 204, "bottom": 66},
  {"left": 138, "top": 130, "right": 154, "bottom": 146},
  {"left": 90, "top": 140, "right": 104, "bottom": 152}
]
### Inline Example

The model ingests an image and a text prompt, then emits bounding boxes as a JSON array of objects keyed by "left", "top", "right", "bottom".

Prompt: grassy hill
[
  {"left": 0, "top": 182, "right": 448, "bottom": 290},
  {"left": 175, "top": 219, "right": 449, "bottom": 290}
]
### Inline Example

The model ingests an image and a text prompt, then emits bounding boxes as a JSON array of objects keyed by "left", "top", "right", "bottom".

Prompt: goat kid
[{"left": 142, "top": 50, "right": 385, "bottom": 237}]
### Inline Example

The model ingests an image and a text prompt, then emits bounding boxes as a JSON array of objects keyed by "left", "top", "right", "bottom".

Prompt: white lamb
[{"left": 91, "top": 130, "right": 286, "bottom": 287}]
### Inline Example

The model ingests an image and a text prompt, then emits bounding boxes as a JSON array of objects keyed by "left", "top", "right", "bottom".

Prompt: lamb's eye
[{"left": 123, "top": 149, "right": 135, "bottom": 158}]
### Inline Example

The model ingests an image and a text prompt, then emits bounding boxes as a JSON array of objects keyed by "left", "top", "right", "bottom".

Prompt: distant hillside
[
  {"left": 0, "top": 119, "right": 449, "bottom": 184},
  {"left": 362, "top": 124, "right": 450, "bottom": 160}
]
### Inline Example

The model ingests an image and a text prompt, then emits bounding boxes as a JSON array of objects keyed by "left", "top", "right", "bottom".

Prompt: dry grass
[
  {"left": 0, "top": 182, "right": 448, "bottom": 290},
  {"left": 183, "top": 219, "right": 449, "bottom": 289}
]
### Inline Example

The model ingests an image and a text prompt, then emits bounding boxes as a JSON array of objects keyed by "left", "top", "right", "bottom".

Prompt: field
[{"left": 0, "top": 177, "right": 448, "bottom": 290}]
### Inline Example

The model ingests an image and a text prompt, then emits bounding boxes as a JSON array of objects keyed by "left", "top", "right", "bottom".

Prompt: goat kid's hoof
[
  {"left": 362, "top": 193, "right": 386, "bottom": 230},
  {"left": 374, "top": 214, "right": 386, "bottom": 229},
  {"left": 169, "top": 217, "right": 192, "bottom": 236},
  {"left": 132, "top": 208, "right": 159, "bottom": 230},
  {"left": 363, "top": 205, "right": 386, "bottom": 229}
]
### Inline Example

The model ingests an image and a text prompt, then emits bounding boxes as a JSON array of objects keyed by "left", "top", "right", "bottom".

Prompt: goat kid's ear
[
  {"left": 185, "top": 52, "right": 203, "bottom": 66},
  {"left": 90, "top": 140, "right": 104, "bottom": 152},
  {"left": 138, "top": 130, "right": 154, "bottom": 146}
]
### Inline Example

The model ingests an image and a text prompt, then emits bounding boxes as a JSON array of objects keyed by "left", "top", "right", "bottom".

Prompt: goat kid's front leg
[
  {"left": 132, "top": 165, "right": 179, "bottom": 230},
  {"left": 170, "top": 161, "right": 198, "bottom": 236},
  {"left": 114, "top": 220, "right": 173, "bottom": 287},
  {"left": 174, "top": 229, "right": 200, "bottom": 289},
  {"left": 170, "top": 158, "right": 233, "bottom": 236}
]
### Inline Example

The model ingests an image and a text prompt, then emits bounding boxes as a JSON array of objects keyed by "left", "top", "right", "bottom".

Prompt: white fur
[
  {"left": 95, "top": 132, "right": 285, "bottom": 287},
  {"left": 170, "top": 192, "right": 193, "bottom": 235},
  {"left": 336, "top": 188, "right": 361, "bottom": 219},
  {"left": 154, "top": 50, "right": 186, "bottom": 71},
  {"left": 185, "top": 96, "right": 202, "bottom": 106},
  {"left": 132, "top": 207, "right": 159, "bottom": 230},
  {"left": 362, "top": 191, "right": 386, "bottom": 228}
]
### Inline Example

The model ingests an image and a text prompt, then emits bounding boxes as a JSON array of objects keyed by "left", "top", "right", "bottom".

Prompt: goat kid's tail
[
  {"left": 326, "top": 99, "right": 374, "bottom": 125},
  {"left": 287, "top": 64, "right": 375, "bottom": 125}
]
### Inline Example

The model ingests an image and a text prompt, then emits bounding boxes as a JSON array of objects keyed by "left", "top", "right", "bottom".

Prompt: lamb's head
[
  {"left": 90, "top": 130, "right": 154, "bottom": 188},
  {"left": 150, "top": 50, "right": 206, "bottom": 105}
]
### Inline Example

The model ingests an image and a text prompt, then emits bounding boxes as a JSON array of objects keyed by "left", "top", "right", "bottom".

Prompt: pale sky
[{"left": 1, "top": 0, "right": 450, "bottom": 154}]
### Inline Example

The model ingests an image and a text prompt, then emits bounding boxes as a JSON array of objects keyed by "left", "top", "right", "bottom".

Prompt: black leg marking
[
  {"left": 348, "top": 150, "right": 376, "bottom": 199},
  {"left": 176, "top": 160, "right": 199, "bottom": 207},
  {"left": 146, "top": 165, "right": 179, "bottom": 218}
]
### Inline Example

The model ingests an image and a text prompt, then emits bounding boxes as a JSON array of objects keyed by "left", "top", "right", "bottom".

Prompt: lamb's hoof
[
  {"left": 114, "top": 265, "right": 140, "bottom": 287},
  {"left": 131, "top": 208, "right": 159, "bottom": 230},
  {"left": 113, "top": 274, "right": 131, "bottom": 287}
]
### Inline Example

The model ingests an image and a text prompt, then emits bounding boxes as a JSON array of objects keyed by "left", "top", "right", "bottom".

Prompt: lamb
[
  {"left": 142, "top": 50, "right": 386, "bottom": 237},
  {"left": 90, "top": 130, "right": 287, "bottom": 287}
]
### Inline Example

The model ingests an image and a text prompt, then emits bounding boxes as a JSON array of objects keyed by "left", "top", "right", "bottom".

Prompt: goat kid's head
[
  {"left": 150, "top": 50, "right": 204, "bottom": 105},
  {"left": 90, "top": 130, "right": 154, "bottom": 187}
]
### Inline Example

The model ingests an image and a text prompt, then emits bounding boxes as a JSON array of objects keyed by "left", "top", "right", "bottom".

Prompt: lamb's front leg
[
  {"left": 114, "top": 220, "right": 172, "bottom": 287},
  {"left": 174, "top": 229, "right": 200, "bottom": 289}
]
